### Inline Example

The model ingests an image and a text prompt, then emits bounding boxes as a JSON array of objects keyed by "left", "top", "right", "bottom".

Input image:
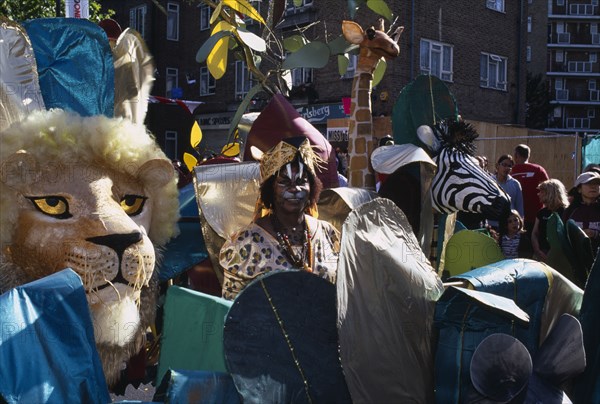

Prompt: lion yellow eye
[
  {"left": 27, "top": 196, "right": 72, "bottom": 219},
  {"left": 120, "top": 195, "right": 147, "bottom": 216}
]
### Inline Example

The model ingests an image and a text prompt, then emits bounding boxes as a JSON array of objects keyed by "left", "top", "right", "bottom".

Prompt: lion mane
[{"left": 0, "top": 109, "right": 180, "bottom": 387}]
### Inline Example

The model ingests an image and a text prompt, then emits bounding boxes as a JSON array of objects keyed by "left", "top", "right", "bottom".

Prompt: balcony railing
[
  {"left": 557, "top": 32, "right": 571, "bottom": 43},
  {"left": 556, "top": 89, "right": 570, "bottom": 100}
]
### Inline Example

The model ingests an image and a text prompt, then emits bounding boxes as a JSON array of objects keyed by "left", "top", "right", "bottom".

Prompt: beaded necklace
[{"left": 271, "top": 214, "right": 313, "bottom": 272}]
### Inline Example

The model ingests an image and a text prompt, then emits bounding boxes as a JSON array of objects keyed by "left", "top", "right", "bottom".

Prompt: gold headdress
[{"left": 252, "top": 136, "right": 326, "bottom": 219}]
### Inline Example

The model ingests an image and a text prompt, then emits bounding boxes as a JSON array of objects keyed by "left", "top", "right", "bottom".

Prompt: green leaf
[
  {"left": 282, "top": 42, "right": 331, "bottom": 69},
  {"left": 228, "top": 84, "right": 265, "bottom": 138},
  {"left": 196, "top": 30, "right": 232, "bottom": 63},
  {"left": 373, "top": 58, "right": 387, "bottom": 87},
  {"left": 327, "top": 35, "right": 356, "bottom": 55},
  {"left": 283, "top": 35, "right": 307, "bottom": 52},
  {"left": 338, "top": 54, "right": 350, "bottom": 76},
  {"left": 367, "top": 0, "right": 393, "bottom": 21},
  {"left": 237, "top": 27, "right": 267, "bottom": 52}
]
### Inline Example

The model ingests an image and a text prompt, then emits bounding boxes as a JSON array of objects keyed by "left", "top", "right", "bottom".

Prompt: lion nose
[{"left": 86, "top": 232, "right": 142, "bottom": 258}]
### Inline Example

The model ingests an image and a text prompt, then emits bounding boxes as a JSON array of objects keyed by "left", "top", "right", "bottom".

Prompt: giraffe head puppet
[{"left": 342, "top": 19, "right": 403, "bottom": 72}]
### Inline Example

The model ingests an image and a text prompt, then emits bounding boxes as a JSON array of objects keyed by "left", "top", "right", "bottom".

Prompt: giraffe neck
[{"left": 347, "top": 69, "right": 375, "bottom": 188}]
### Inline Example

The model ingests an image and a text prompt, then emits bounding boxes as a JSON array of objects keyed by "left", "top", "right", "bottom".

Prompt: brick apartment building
[
  {"left": 101, "top": 0, "right": 529, "bottom": 161},
  {"left": 540, "top": 0, "right": 600, "bottom": 135}
]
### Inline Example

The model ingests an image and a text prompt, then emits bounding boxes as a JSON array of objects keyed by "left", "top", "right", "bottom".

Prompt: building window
[
  {"left": 486, "top": 0, "right": 505, "bottom": 12},
  {"left": 590, "top": 80, "right": 597, "bottom": 91},
  {"left": 292, "top": 67, "right": 313, "bottom": 87},
  {"left": 200, "top": 4, "right": 210, "bottom": 31},
  {"left": 589, "top": 108, "right": 597, "bottom": 118},
  {"left": 590, "top": 53, "right": 598, "bottom": 63},
  {"left": 480, "top": 52, "right": 507, "bottom": 91},
  {"left": 555, "top": 78, "right": 563, "bottom": 90},
  {"left": 286, "top": 0, "right": 313, "bottom": 14},
  {"left": 556, "top": 50, "right": 564, "bottom": 63},
  {"left": 557, "top": 0, "right": 564, "bottom": 6},
  {"left": 167, "top": 3, "right": 179, "bottom": 41},
  {"left": 527, "top": 16, "right": 532, "bottom": 33},
  {"left": 420, "top": 39, "right": 453, "bottom": 81},
  {"left": 165, "top": 131, "right": 178, "bottom": 160},
  {"left": 244, "top": 1, "right": 261, "bottom": 25},
  {"left": 342, "top": 54, "right": 358, "bottom": 79},
  {"left": 199, "top": 66, "right": 216, "bottom": 96},
  {"left": 129, "top": 5, "right": 146, "bottom": 38},
  {"left": 526, "top": 46, "right": 532, "bottom": 62},
  {"left": 235, "top": 61, "right": 252, "bottom": 98},
  {"left": 166, "top": 68, "right": 178, "bottom": 98}
]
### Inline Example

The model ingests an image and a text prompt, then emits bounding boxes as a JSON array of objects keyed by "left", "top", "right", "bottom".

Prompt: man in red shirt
[{"left": 511, "top": 144, "right": 550, "bottom": 234}]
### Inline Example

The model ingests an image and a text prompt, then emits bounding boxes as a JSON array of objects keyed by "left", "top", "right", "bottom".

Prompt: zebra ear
[{"left": 417, "top": 125, "right": 441, "bottom": 154}]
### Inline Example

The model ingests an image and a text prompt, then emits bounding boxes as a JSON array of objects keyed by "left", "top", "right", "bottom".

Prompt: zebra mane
[{"left": 432, "top": 119, "right": 479, "bottom": 156}]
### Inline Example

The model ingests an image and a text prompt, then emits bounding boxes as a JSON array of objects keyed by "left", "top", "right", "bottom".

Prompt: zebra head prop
[{"left": 418, "top": 119, "right": 511, "bottom": 220}]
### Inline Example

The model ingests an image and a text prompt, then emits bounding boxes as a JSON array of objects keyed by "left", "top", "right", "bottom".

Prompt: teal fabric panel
[
  {"left": 0, "top": 269, "right": 110, "bottom": 404},
  {"left": 22, "top": 18, "right": 114, "bottom": 117},
  {"left": 157, "top": 286, "right": 232, "bottom": 384},
  {"left": 582, "top": 135, "right": 600, "bottom": 168}
]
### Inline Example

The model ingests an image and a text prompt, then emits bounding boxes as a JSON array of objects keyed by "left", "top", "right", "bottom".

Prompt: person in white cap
[{"left": 563, "top": 171, "right": 600, "bottom": 254}]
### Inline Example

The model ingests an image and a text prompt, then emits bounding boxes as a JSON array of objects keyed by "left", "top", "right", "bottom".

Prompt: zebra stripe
[{"left": 431, "top": 149, "right": 507, "bottom": 214}]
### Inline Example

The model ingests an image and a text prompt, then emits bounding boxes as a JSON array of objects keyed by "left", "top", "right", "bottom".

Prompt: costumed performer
[{"left": 219, "top": 136, "right": 340, "bottom": 300}]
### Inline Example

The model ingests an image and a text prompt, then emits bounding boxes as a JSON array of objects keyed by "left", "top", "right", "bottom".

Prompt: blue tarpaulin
[{"left": 0, "top": 269, "right": 110, "bottom": 404}]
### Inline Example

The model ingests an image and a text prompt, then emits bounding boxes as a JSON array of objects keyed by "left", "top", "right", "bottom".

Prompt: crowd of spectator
[{"left": 468, "top": 144, "right": 600, "bottom": 266}]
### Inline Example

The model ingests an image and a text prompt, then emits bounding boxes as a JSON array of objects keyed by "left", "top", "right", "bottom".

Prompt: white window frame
[
  {"left": 292, "top": 66, "right": 314, "bottom": 87},
  {"left": 590, "top": 53, "right": 598, "bottom": 63},
  {"left": 200, "top": 4, "right": 211, "bottom": 31},
  {"left": 486, "top": 0, "right": 505, "bottom": 12},
  {"left": 166, "top": 67, "right": 178, "bottom": 98},
  {"left": 589, "top": 108, "right": 596, "bottom": 118},
  {"left": 556, "top": 50, "right": 564, "bottom": 63},
  {"left": 235, "top": 61, "right": 252, "bottom": 99},
  {"left": 480, "top": 52, "right": 507, "bottom": 91},
  {"left": 199, "top": 66, "right": 216, "bottom": 96},
  {"left": 164, "top": 131, "right": 178, "bottom": 160},
  {"left": 527, "top": 16, "right": 532, "bottom": 33},
  {"left": 420, "top": 39, "right": 454, "bottom": 82},
  {"left": 167, "top": 3, "right": 180, "bottom": 41},
  {"left": 555, "top": 78, "right": 563, "bottom": 90},
  {"left": 244, "top": 1, "right": 261, "bottom": 25},
  {"left": 129, "top": 5, "right": 146, "bottom": 38},
  {"left": 286, "top": 0, "right": 313, "bottom": 14}
]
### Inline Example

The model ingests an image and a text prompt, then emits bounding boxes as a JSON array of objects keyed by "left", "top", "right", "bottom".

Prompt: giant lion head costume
[
  {"left": 0, "top": 18, "right": 179, "bottom": 387},
  {"left": 0, "top": 109, "right": 179, "bottom": 385}
]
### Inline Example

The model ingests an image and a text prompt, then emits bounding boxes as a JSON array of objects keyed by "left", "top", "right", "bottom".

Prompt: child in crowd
[
  {"left": 497, "top": 210, "right": 533, "bottom": 259},
  {"left": 531, "top": 179, "right": 569, "bottom": 262}
]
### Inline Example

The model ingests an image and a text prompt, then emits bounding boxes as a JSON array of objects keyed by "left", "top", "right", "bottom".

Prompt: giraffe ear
[{"left": 342, "top": 20, "right": 365, "bottom": 45}]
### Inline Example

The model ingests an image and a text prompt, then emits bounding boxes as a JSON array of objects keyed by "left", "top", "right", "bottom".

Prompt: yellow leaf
[
  {"left": 210, "top": 2, "right": 223, "bottom": 25},
  {"left": 208, "top": 36, "right": 230, "bottom": 79},
  {"left": 190, "top": 121, "right": 202, "bottom": 148},
  {"left": 208, "top": 21, "right": 234, "bottom": 80},
  {"left": 222, "top": 142, "right": 241, "bottom": 157},
  {"left": 183, "top": 152, "right": 198, "bottom": 172},
  {"left": 223, "top": 0, "right": 266, "bottom": 25}
]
